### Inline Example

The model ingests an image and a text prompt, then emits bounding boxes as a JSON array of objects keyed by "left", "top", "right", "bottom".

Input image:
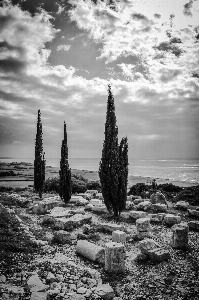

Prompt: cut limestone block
[
  {"left": 99, "top": 223, "right": 125, "bottom": 233},
  {"left": 49, "top": 207, "right": 73, "bottom": 218},
  {"left": 150, "top": 192, "right": 168, "bottom": 206},
  {"left": 138, "top": 238, "right": 160, "bottom": 255},
  {"left": 171, "top": 222, "right": 189, "bottom": 249},
  {"left": 148, "top": 248, "right": 171, "bottom": 262},
  {"left": 174, "top": 201, "right": 189, "bottom": 210},
  {"left": 53, "top": 230, "right": 71, "bottom": 244},
  {"left": 136, "top": 218, "right": 151, "bottom": 232},
  {"left": 136, "top": 201, "right": 152, "bottom": 211},
  {"left": 85, "top": 204, "right": 93, "bottom": 211},
  {"left": 120, "top": 212, "right": 130, "bottom": 220},
  {"left": 95, "top": 193, "right": 103, "bottom": 200},
  {"left": 188, "top": 209, "right": 199, "bottom": 218},
  {"left": 94, "top": 283, "right": 114, "bottom": 300},
  {"left": 151, "top": 204, "right": 167, "bottom": 213},
  {"left": 105, "top": 242, "right": 125, "bottom": 273},
  {"left": 164, "top": 214, "right": 181, "bottom": 226},
  {"left": 92, "top": 205, "right": 108, "bottom": 214},
  {"left": 188, "top": 220, "right": 199, "bottom": 231},
  {"left": 148, "top": 213, "right": 165, "bottom": 223},
  {"left": 76, "top": 240, "right": 105, "bottom": 264},
  {"left": 112, "top": 230, "right": 126, "bottom": 243},
  {"left": 90, "top": 199, "right": 102, "bottom": 206},
  {"left": 126, "top": 201, "right": 134, "bottom": 210},
  {"left": 133, "top": 199, "right": 144, "bottom": 205},
  {"left": 27, "top": 273, "right": 47, "bottom": 292},
  {"left": 129, "top": 211, "right": 147, "bottom": 220}
]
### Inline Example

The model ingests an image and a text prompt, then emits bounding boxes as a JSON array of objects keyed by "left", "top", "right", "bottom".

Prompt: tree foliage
[
  {"left": 99, "top": 85, "right": 128, "bottom": 216},
  {"left": 59, "top": 122, "right": 72, "bottom": 203},
  {"left": 34, "top": 109, "right": 45, "bottom": 195}
]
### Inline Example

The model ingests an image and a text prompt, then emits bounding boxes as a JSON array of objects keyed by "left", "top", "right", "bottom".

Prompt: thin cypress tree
[
  {"left": 59, "top": 122, "right": 72, "bottom": 203},
  {"left": 118, "top": 137, "right": 128, "bottom": 214},
  {"left": 34, "top": 109, "right": 45, "bottom": 195}
]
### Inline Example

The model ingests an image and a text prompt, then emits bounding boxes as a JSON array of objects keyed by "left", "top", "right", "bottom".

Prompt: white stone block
[
  {"left": 129, "top": 210, "right": 147, "bottom": 220},
  {"left": 112, "top": 230, "right": 126, "bottom": 243},
  {"left": 76, "top": 240, "right": 105, "bottom": 264},
  {"left": 105, "top": 242, "right": 125, "bottom": 273},
  {"left": 136, "top": 218, "right": 150, "bottom": 232},
  {"left": 171, "top": 222, "right": 189, "bottom": 249}
]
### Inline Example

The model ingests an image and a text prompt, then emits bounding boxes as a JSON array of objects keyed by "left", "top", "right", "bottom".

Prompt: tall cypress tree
[
  {"left": 34, "top": 109, "right": 45, "bottom": 195},
  {"left": 59, "top": 122, "right": 72, "bottom": 203},
  {"left": 99, "top": 85, "right": 128, "bottom": 216}
]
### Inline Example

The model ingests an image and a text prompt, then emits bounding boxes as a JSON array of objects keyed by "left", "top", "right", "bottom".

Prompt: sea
[{"left": 0, "top": 157, "right": 199, "bottom": 185}]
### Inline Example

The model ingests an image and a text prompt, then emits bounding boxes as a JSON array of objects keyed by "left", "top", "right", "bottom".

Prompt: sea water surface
[{"left": 1, "top": 158, "right": 199, "bottom": 185}]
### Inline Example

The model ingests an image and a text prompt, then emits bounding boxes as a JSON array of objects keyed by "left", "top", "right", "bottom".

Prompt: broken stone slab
[
  {"left": 164, "top": 214, "right": 181, "bottom": 226},
  {"left": 148, "top": 213, "right": 165, "bottom": 223},
  {"left": 129, "top": 210, "right": 147, "bottom": 220},
  {"left": 151, "top": 203, "right": 168, "bottom": 213},
  {"left": 105, "top": 242, "right": 125, "bottom": 273},
  {"left": 90, "top": 199, "right": 102, "bottom": 206},
  {"left": 94, "top": 283, "right": 114, "bottom": 300},
  {"left": 70, "top": 196, "right": 89, "bottom": 206},
  {"left": 30, "top": 291, "right": 47, "bottom": 300},
  {"left": 150, "top": 192, "right": 168, "bottom": 206},
  {"left": 171, "top": 222, "right": 189, "bottom": 249},
  {"left": 27, "top": 273, "right": 47, "bottom": 292},
  {"left": 125, "top": 201, "right": 135, "bottom": 210},
  {"left": 148, "top": 248, "right": 171, "bottom": 262},
  {"left": 31, "top": 198, "right": 61, "bottom": 215},
  {"left": 136, "top": 218, "right": 151, "bottom": 232},
  {"left": 188, "top": 220, "right": 199, "bottom": 231},
  {"left": 49, "top": 207, "right": 73, "bottom": 218},
  {"left": 95, "top": 193, "right": 103, "bottom": 200},
  {"left": 133, "top": 198, "right": 144, "bottom": 205},
  {"left": 174, "top": 201, "right": 189, "bottom": 210},
  {"left": 188, "top": 209, "right": 199, "bottom": 218},
  {"left": 98, "top": 223, "right": 125, "bottom": 233},
  {"left": 53, "top": 230, "right": 71, "bottom": 244},
  {"left": 76, "top": 240, "right": 105, "bottom": 264},
  {"left": 54, "top": 214, "right": 92, "bottom": 231},
  {"left": 137, "top": 231, "right": 151, "bottom": 239},
  {"left": 92, "top": 205, "right": 108, "bottom": 214},
  {"left": 138, "top": 238, "right": 160, "bottom": 255},
  {"left": 136, "top": 200, "right": 152, "bottom": 211},
  {"left": 84, "top": 204, "right": 93, "bottom": 211},
  {"left": 112, "top": 230, "right": 126, "bottom": 243}
]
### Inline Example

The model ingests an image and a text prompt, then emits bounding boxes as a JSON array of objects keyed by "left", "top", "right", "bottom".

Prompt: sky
[{"left": 0, "top": 0, "right": 199, "bottom": 161}]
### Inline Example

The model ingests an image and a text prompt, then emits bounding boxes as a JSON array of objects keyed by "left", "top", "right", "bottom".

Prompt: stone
[
  {"left": 90, "top": 199, "right": 102, "bottom": 206},
  {"left": 99, "top": 223, "right": 125, "bottom": 233},
  {"left": 150, "top": 192, "right": 168, "bottom": 206},
  {"left": 125, "top": 201, "right": 134, "bottom": 210},
  {"left": 188, "top": 209, "right": 199, "bottom": 218},
  {"left": 27, "top": 273, "right": 46, "bottom": 292},
  {"left": 135, "top": 252, "right": 148, "bottom": 262},
  {"left": 105, "top": 242, "right": 125, "bottom": 273},
  {"left": 138, "top": 238, "right": 160, "bottom": 255},
  {"left": 137, "top": 231, "right": 151, "bottom": 239},
  {"left": 70, "top": 195, "right": 88, "bottom": 205},
  {"left": 77, "top": 287, "right": 87, "bottom": 294},
  {"left": 136, "top": 218, "right": 151, "bottom": 232},
  {"left": 148, "top": 213, "right": 165, "bottom": 223},
  {"left": 127, "top": 195, "right": 133, "bottom": 201},
  {"left": 164, "top": 214, "right": 181, "bottom": 226},
  {"left": 171, "top": 222, "right": 189, "bottom": 249},
  {"left": 120, "top": 212, "right": 130, "bottom": 220},
  {"left": 49, "top": 207, "right": 73, "bottom": 218},
  {"left": 112, "top": 230, "right": 126, "bottom": 243},
  {"left": 129, "top": 210, "right": 147, "bottom": 220},
  {"left": 31, "top": 197, "right": 61, "bottom": 215},
  {"left": 152, "top": 203, "right": 167, "bottom": 213},
  {"left": 188, "top": 220, "right": 199, "bottom": 231},
  {"left": 148, "top": 248, "right": 171, "bottom": 262},
  {"left": 46, "top": 272, "right": 56, "bottom": 284},
  {"left": 92, "top": 205, "right": 108, "bottom": 214},
  {"left": 137, "top": 200, "right": 152, "bottom": 211},
  {"left": 30, "top": 292, "right": 47, "bottom": 300},
  {"left": 84, "top": 204, "right": 93, "bottom": 211},
  {"left": 86, "top": 190, "right": 98, "bottom": 196},
  {"left": 133, "top": 198, "right": 144, "bottom": 205},
  {"left": 77, "top": 193, "right": 92, "bottom": 200},
  {"left": 53, "top": 230, "right": 71, "bottom": 244},
  {"left": 0, "top": 275, "right": 6, "bottom": 283},
  {"left": 76, "top": 240, "right": 105, "bottom": 264},
  {"left": 174, "top": 201, "right": 189, "bottom": 210},
  {"left": 94, "top": 284, "right": 114, "bottom": 300},
  {"left": 95, "top": 193, "right": 103, "bottom": 200},
  {"left": 55, "top": 214, "right": 92, "bottom": 230}
]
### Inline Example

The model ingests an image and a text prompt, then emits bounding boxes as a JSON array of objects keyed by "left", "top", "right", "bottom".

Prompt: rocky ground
[{"left": 0, "top": 191, "right": 199, "bottom": 300}]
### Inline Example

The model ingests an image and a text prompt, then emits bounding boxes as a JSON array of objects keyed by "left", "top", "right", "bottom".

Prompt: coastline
[{"left": 0, "top": 161, "right": 198, "bottom": 189}]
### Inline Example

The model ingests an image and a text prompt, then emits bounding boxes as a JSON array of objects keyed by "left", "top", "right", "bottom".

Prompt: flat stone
[
  {"left": 188, "top": 209, "right": 199, "bottom": 218},
  {"left": 136, "top": 218, "right": 151, "bottom": 232},
  {"left": 55, "top": 214, "right": 92, "bottom": 230},
  {"left": 92, "top": 205, "right": 108, "bottom": 214},
  {"left": 53, "top": 230, "right": 71, "bottom": 244},
  {"left": 99, "top": 223, "right": 125, "bottom": 233},
  {"left": 129, "top": 210, "right": 147, "bottom": 220},
  {"left": 77, "top": 287, "right": 87, "bottom": 294},
  {"left": 30, "top": 292, "right": 47, "bottom": 300},
  {"left": 188, "top": 220, "right": 199, "bottom": 230},
  {"left": 152, "top": 203, "right": 167, "bottom": 212},
  {"left": 137, "top": 201, "right": 152, "bottom": 211},
  {"left": 148, "top": 248, "right": 171, "bottom": 262},
  {"left": 27, "top": 273, "right": 46, "bottom": 292},
  {"left": 175, "top": 201, "right": 189, "bottom": 210},
  {"left": 164, "top": 214, "right": 181, "bottom": 226},
  {"left": 94, "top": 283, "right": 114, "bottom": 300},
  {"left": 138, "top": 238, "right": 160, "bottom": 255},
  {"left": 49, "top": 207, "right": 73, "bottom": 218},
  {"left": 90, "top": 199, "right": 102, "bottom": 206}
]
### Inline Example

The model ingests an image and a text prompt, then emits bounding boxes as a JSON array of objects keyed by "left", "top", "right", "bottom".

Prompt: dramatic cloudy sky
[{"left": 0, "top": 0, "right": 199, "bottom": 161}]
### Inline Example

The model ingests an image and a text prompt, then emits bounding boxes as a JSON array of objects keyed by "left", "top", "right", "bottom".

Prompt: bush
[
  {"left": 86, "top": 181, "right": 101, "bottom": 191},
  {"left": 43, "top": 177, "right": 59, "bottom": 193}
]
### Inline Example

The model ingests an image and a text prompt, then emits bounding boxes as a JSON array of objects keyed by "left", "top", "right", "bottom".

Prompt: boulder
[
  {"left": 174, "top": 201, "right": 189, "bottom": 210},
  {"left": 31, "top": 197, "right": 61, "bottom": 215},
  {"left": 125, "top": 201, "right": 134, "bottom": 210},
  {"left": 188, "top": 209, "right": 199, "bottom": 218},
  {"left": 151, "top": 203, "right": 167, "bottom": 213},
  {"left": 137, "top": 201, "right": 152, "bottom": 211},
  {"left": 171, "top": 222, "right": 189, "bottom": 249},
  {"left": 138, "top": 238, "right": 160, "bottom": 255},
  {"left": 150, "top": 192, "right": 168, "bottom": 206},
  {"left": 164, "top": 214, "right": 181, "bottom": 226},
  {"left": 49, "top": 207, "right": 73, "bottom": 218},
  {"left": 188, "top": 220, "right": 199, "bottom": 231},
  {"left": 95, "top": 193, "right": 103, "bottom": 200},
  {"left": 129, "top": 210, "right": 147, "bottom": 220},
  {"left": 94, "top": 284, "right": 114, "bottom": 300},
  {"left": 86, "top": 190, "right": 98, "bottom": 196},
  {"left": 30, "top": 292, "right": 47, "bottom": 300},
  {"left": 136, "top": 218, "right": 151, "bottom": 232},
  {"left": 98, "top": 223, "right": 125, "bottom": 233},
  {"left": 70, "top": 196, "right": 89, "bottom": 206},
  {"left": 148, "top": 248, "right": 171, "bottom": 262},
  {"left": 112, "top": 230, "right": 126, "bottom": 243},
  {"left": 27, "top": 273, "right": 47, "bottom": 292},
  {"left": 90, "top": 199, "right": 102, "bottom": 206},
  {"left": 148, "top": 213, "right": 165, "bottom": 223},
  {"left": 77, "top": 193, "right": 92, "bottom": 200},
  {"left": 84, "top": 204, "right": 93, "bottom": 211},
  {"left": 92, "top": 205, "right": 108, "bottom": 214},
  {"left": 53, "top": 230, "right": 71, "bottom": 244},
  {"left": 133, "top": 198, "right": 144, "bottom": 205},
  {"left": 76, "top": 240, "right": 105, "bottom": 264},
  {"left": 54, "top": 214, "right": 92, "bottom": 230}
]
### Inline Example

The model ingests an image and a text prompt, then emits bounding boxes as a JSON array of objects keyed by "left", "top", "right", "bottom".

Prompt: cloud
[{"left": 56, "top": 44, "right": 71, "bottom": 51}]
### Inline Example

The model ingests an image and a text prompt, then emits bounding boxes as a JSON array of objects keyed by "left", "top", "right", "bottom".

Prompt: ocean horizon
[{"left": 0, "top": 157, "right": 199, "bottom": 185}]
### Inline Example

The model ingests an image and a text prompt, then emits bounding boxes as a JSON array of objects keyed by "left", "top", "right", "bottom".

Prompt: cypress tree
[
  {"left": 34, "top": 109, "right": 45, "bottom": 195},
  {"left": 99, "top": 85, "right": 128, "bottom": 216},
  {"left": 59, "top": 122, "right": 72, "bottom": 203}
]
